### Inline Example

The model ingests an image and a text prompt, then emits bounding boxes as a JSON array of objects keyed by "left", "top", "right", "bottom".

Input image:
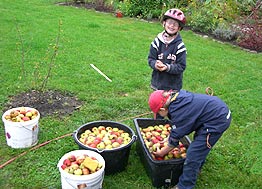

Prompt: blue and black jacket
[
  {"left": 167, "top": 90, "right": 231, "bottom": 147},
  {"left": 148, "top": 31, "right": 187, "bottom": 91}
]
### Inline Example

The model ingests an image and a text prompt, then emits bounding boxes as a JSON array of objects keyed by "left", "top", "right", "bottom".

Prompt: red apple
[
  {"left": 173, "top": 150, "right": 181, "bottom": 159},
  {"left": 68, "top": 155, "right": 76, "bottom": 162},
  {"left": 22, "top": 116, "right": 30, "bottom": 121},
  {"left": 61, "top": 164, "right": 67, "bottom": 170},
  {"left": 116, "top": 137, "right": 123, "bottom": 144},
  {"left": 180, "top": 147, "right": 187, "bottom": 153},
  {"left": 151, "top": 138, "right": 159, "bottom": 144},
  {"left": 63, "top": 159, "right": 71, "bottom": 166}
]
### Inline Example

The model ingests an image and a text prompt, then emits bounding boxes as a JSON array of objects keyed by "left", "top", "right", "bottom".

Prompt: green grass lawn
[{"left": 1, "top": 0, "right": 262, "bottom": 188}]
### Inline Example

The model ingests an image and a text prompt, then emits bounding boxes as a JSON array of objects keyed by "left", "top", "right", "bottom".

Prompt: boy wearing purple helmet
[{"left": 148, "top": 8, "right": 187, "bottom": 91}]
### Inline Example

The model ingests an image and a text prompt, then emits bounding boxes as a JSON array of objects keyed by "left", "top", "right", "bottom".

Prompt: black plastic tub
[
  {"left": 133, "top": 118, "right": 191, "bottom": 188},
  {"left": 73, "top": 120, "right": 137, "bottom": 175}
]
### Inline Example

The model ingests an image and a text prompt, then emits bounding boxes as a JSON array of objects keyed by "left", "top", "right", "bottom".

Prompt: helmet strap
[{"left": 164, "top": 30, "right": 177, "bottom": 37}]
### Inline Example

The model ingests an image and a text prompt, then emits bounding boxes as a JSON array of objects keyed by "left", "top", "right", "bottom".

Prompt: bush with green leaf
[{"left": 213, "top": 22, "right": 238, "bottom": 41}]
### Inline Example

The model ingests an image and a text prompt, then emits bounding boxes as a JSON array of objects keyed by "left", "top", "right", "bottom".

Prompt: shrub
[
  {"left": 234, "top": 1, "right": 262, "bottom": 52},
  {"left": 117, "top": 0, "right": 189, "bottom": 20},
  {"left": 213, "top": 22, "right": 238, "bottom": 41}
]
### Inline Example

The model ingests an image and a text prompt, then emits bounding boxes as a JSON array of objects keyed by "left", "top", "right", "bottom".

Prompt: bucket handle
[
  {"left": 19, "top": 123, "right": 37, "bottom": 131},
  {"left": 132, "top": 135, "right": 137, "bottom": 141}
]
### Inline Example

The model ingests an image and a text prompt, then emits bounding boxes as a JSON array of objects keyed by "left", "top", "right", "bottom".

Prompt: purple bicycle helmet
[{"left": 162, "top": 8, "right": 186, "bottom": 28}]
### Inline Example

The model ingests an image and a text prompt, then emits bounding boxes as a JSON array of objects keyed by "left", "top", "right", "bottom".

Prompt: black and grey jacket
[{"left": 148, "top": 31, "right": 187, "bottom": 91}]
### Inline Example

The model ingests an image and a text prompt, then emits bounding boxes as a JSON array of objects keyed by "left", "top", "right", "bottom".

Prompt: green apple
[
  {"left": 97, "top": 142, "right": 105, "bottom": 150},
  {"left": 105, "top": 144, "right": 113, "bottom": 149},
  {"left": 104, "top": 139, "right": 112, "bottom": 145},
  {"left": 112, "top": 142, "right": 120, "bottom": 148},
  {"left": 74, "top": 168, "right": 83, "bottom": 175}
]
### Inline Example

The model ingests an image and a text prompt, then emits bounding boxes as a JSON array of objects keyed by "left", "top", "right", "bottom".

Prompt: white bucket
[
  {"left": 57, "top": 150, "right": 105, "bottom": 189},
  {"left": 2, "top": 107, "right": 40, "bottom": 148}
]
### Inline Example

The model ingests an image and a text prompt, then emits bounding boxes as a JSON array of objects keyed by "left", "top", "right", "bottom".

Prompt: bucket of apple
[
  {"left": 57, "top": 150, "right": 105, "bottom": 189},
  {"left": 2, "top": 107, "right": 40, "bottom": 148},
  {"left": 73, "top": 120, "right": 137, "bottom": 175}
]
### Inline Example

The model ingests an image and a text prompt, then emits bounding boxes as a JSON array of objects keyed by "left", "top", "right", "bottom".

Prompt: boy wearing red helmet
[
  {"left": 148, "top": 8, "right": 187, "bottom": 91},
  {"left": 148, "top": 90, "right": 231, "bottom": 189}
]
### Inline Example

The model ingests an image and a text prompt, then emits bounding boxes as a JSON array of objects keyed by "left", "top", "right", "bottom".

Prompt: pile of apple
[
  {"left": 61, "top": 154, "right": 103, "bottom": 175},
  {"left": 140, "top": 124, "right": 187, "bottom": 161},
  {"left": 79, "top": 126, "right": 132, "bottom": 150},
  {"left": 4, "top": 107, "right": 39, "bottom": 122}
]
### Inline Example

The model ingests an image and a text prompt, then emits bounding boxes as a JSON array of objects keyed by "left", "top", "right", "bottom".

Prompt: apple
[
  {"left": 116, "top": 137, "right": 123, "bottom": 144},
  {"left": 181, "top": 153, "right": 186, "bottom": 158},
  {"left": 173, "top": 150, "right": 181, "bottom": 159},
  {"left": 152, "top": 143, "right": 160, "bottom": 152},
  {"left": 148, "top": 126, "right": 154, "bottom": 131},
  {"left": 22, "top": 116, "right": 30, "bottom": 121},
  {"left": 145, "top": 141, "right": 153, "bottom": 148},
  {"left": 142, "top": 128, "right": 151, "bottom": 132},
  {"left": 68, "top": 155, "right": 76, "bottom": 162},
  {"left": 167, "top": 151, "right": 174, "bottom": 159},
  {"left": 98, "top": 126, "right": 105, "bottom": 131},
  {"left": 93, "top": 138, "right": 102, "bottom": 145},
  {"left": 97, "top": 142, "right": 106, "bottom": 150},
  {"left": 25, "top": 111, "right": 33, "bottom": 117},
  {"left": 63, "top": 159, "right": 71, "bottom": 166},
  {"left": 112, "top": 142, "right": 120, "bottom": 148},
  {"left": 105, "top": 144, "right": 113, "bottom": 149},
  {"left": 100, "top": 130, "right": 107, "bottom": 135},
  {"left": 96, "top": 133, "right": 104, "bottom": 139},
  {"left": 76, "top": 155, "right": 85, "bottom": 164},
  {"left": 70, "top": 162, "right": 79, "bottom": 170},
  {"left": 104, "top": 139, "right": 112, "bottom": 145},
  {"left": 109, "top": 134, "right": 117, "bottom": 140},
  {"left": 89, "top": 143, "right": 97, "bottom": 148},
  {"left": 61, "top": 164, "right": 67, "bottom": 170},
  {"left": 106, "top": 127, "right": 112, "bottom": 131},
  {"left": 74, "top": 168, "right": 83, "bottom": 175},
  {"left": 19, "top": 107, "right": 27, "bottom": 115},
  {"left": 121, "top": 133, "right": 129, "bottom": 138},
  {"left": 145, "top": 132, "right": 152, "bottom": 139},
  {"left": 84, "top": 130, "right": 91, "bottom": 134},
  {"left": 81, "top": 133, "right": 87, "bottom": 138},
  {"left": 151, "top": 138, "right": 159, "bottom": 144},
  {"left": 82, "top": 168, "right": 89, "bottom": 175},
  {"left": 118, "top": 129, "right": 124, "bottom": 134},
  {"left": 180, "top": 147, "right": 187, "bottom": 153}
]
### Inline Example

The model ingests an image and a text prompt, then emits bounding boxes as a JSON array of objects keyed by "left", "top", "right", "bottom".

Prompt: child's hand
[{"left": 155, "top": 60, "right": 167, "bottom": 71}]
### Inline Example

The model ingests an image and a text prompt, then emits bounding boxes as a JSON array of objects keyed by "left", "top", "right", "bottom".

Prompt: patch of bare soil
[{"left": 3, "top": 90, "right": 83, "bottom": 118}]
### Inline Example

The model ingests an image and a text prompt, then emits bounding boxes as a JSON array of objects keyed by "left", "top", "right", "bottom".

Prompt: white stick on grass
[{"left": 90, "top": 64, "right": 112, "bottom": 82}]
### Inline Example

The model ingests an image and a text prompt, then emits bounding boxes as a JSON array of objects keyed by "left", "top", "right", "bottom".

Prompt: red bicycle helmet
[{"left": 162, "top": 8, "right": 186, "bottom": 27}]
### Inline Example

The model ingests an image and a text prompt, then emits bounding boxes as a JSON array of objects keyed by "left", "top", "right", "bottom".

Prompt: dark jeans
[{"left": 177, "top": 111, "right": 231, "bottom": 189}]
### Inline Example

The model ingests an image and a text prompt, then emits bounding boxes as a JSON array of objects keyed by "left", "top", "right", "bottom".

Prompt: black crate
[{"left": 133, "top": 118, "right": 191, "bottom": 188}]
